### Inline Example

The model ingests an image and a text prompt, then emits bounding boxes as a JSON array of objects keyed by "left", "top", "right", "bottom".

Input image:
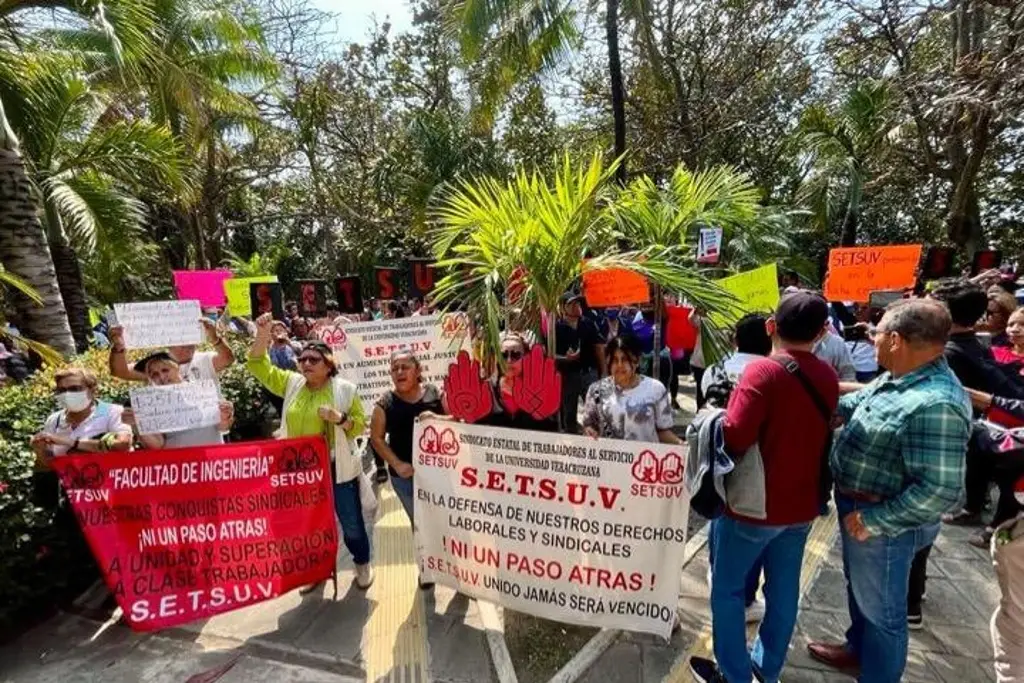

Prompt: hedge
[{"left": 0, "top": 338, "right": 272, "bottom": 635}]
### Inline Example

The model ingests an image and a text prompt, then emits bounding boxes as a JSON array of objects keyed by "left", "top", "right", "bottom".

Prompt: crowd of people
[{"left": 23, "top": 264, "right": 1024, "bottom": 683}]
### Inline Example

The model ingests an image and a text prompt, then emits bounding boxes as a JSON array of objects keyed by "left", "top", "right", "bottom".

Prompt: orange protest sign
[
  {"left": 582, "top": 267, "right": 650, "bottom": 307},
  {"left": 823, "top": 245, "right": 923, "bottom": 303}
]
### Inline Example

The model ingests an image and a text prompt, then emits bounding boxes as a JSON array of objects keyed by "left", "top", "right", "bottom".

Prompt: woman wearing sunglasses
[
  {"left": 31, "top": 367, "right": 132, "bottom": 466},
  {"left": 248, "top": 313, "right": 375, "bottom": 590},
  {"left": 480, "top": 334, "right": 558, "bottom": 431}
]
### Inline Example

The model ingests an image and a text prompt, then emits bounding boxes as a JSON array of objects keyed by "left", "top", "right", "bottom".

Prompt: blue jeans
[
  {"left": 334, "top": 477, "right": 371, "bottom": 565},
  {"left": 836, "top": 493, "right": 939, "bottom": 683},
  {"left": 391, "top": 474, "right": 414, "bottom": 525},
  {"left": 708, "top": 517, "right": 761, "bottom": 606},
  {"left": 711, "top": 515, "right": 811, "bottom": 683}
]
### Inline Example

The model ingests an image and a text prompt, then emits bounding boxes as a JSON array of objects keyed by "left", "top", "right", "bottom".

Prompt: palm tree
[
  {"left": 0, "top": 51, "right": 186, "bottom": 350},
  {"left": 612, "top": 164, "right": 763, "bottom": 371},
  {"left": 0, "top": 266, "right": 64, "bottom": 365},
  {"left": 0, "top": 0, "right": 154, "bottom": 356},
  {"left": 429, "top": 152, "right": 737, "bottom": 364},
  {"left": 798, "top": 80, "right": 893, "bottom": 247}
]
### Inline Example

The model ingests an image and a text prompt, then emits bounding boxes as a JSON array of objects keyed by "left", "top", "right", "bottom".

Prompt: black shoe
[
  {"left": 942, "top": 509, "right": 983, "bottom": 527},
  {"left": 689, "top": 656, "right": 728, "bottom": 683},
  {"left": 907, "top": 604, "right": 923, "bottom": 630},
  {"left": 374, "top": 468, "right": 388, "bottom": 484}
]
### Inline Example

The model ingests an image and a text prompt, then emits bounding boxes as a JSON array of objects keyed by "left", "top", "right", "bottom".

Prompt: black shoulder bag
[{"left": 771, "top": 355, "right": 835, "bottom": 509}]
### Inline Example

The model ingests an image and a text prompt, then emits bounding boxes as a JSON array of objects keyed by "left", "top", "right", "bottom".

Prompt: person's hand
[
  {"left": 509, "top": 345, "right": 561, "bottom": 420},
  {"left": 843, "top": 511, "right": 871, "bottom": 542},
  {"left": 109, "top": 325, "right": 125, "bottom": 349},
  {"left": 583, "top": 426, "right": 599, "bottom": 439},
  {"left": 443, "top": 351, "right": 493, "bottom": 424},
  {"left": 200, "top": 317, "right": 219, "bottom": 343},
  {"left": 971, "top": 268, "right": 1001, "bottom": 288},
  {"left": 30, "top": 432, "right": 53, "bottom": 450},
  {"left": 318, "top": 405, "right": 344, "bottom": 425},
  {"left": 565, "top": 347, "right": 580, "bottom": 362},
  {"left": 393, "top": 462, "right": 414, "bottom": 479},
  {"left": 218, "top": 401, "right": 235, "bottom": 428},
  {"left": 255, "top": 313, "right": 273, "bottom": 330},
  {"left": 45, "top": 434, "right": 75, "bottom": 448}
]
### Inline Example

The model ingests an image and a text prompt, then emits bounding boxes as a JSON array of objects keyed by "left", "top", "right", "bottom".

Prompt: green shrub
[{"left": 0, "top": 337, "right": 272, "bottom": 633}]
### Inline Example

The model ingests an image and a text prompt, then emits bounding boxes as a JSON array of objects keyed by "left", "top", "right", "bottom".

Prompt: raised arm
[
  {"left": 108, "top": 326, "right": 147, "bottom": 382},
  {"left": 201, "top": 318, "right": 235, "bottom": 372},
  {"left": 246, "top": 314, "right": 295, "bottom": 397}
]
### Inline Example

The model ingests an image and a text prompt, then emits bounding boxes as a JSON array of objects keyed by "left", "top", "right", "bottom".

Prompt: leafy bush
[{"left": 0, "top": 337, "right": 272, "bottom": 634}]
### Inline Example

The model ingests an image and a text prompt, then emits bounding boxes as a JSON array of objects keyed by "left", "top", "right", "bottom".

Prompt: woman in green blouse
[{"left": 248, "top": 313, "right": 374, "bottom": 589}]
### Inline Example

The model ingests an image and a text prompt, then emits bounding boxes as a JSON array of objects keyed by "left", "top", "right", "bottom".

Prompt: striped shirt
[{"left": 831, "top": 358, "right": 971, "bottom": 536}]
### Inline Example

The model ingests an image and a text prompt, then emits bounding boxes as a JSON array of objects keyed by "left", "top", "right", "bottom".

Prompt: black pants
[
  {"left": 965, "top": 428, "right": 1024, "bottom": 526},
  {"left": 692, "top": 367, "right": 707, "bottom": 410},
  {"left": 908, "top": 544, "right": 932, "bottom": 610}
]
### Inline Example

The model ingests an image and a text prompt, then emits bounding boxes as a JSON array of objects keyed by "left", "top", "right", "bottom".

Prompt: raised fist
[
  {"left": 632, "top": 450, "right": 661, "bottom": 484},
  {"left": 659, "top": 453, "right": 684, "bottom": 484},
  {"left": 419, "top": 425, "right": 440, "bottom": 454}
]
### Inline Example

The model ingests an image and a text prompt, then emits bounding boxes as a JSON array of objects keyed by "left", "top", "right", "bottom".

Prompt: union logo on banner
[
  {"left": 630, "top": 450, "right": 684, "bottom": 485},
  {"left": 419, "top": 425, "right": 460, "bottom": 456},
  {"left": 315, "top": 323, "right": 348, "bottom": 350}
]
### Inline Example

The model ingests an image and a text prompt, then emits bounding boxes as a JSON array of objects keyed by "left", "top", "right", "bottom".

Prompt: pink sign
[{"left": 173, "top": 270, "right": 233, "bottom": 308}]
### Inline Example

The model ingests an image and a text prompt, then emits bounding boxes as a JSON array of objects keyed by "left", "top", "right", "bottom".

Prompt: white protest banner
[
  {"left": 130, "top": 380, "right": 221, "bottom": 434},
  {"left": 114, "top": 301, "right": 203, "bottom": 350},
  {"left": 413, "top": 420, "right": 690, "bottom": 638},
  {"left": 697, "top": 227, "right": 723, "bottom": 264},
  {"left": 332, "top": 314, "right": 470, "bottom": 407}
]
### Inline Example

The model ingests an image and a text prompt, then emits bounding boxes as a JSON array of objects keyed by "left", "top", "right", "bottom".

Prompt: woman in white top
[
  {"left": 582, "top": 336, "right": 682, "bottom": 446},
  {"left": 31, "top": 367, "right": 132, "bottom": 464},
  {"left": 122, "top": 352, "right": 234, "bottom": 449}
]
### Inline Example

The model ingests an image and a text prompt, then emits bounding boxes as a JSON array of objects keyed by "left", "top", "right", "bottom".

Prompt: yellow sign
[
  {"left": 223, "top": 276, "right": 277, "bottom": 317},
  {"left": 710, "top": 263, "right": 779, "bottom": 326}
]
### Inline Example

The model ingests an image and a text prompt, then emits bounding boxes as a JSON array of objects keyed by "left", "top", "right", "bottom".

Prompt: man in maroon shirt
[{"left": 690, "top": 291, "right": 839, "bottom": 683}]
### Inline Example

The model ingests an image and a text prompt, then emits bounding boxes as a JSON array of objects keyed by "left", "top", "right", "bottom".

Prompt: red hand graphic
[
  {"left": 443, "top": 350, "right": 493, "bottom": 423},
  {"left": 659, "top": 453, "right": 684, "bottom": 484},
  {"left": 508, "top": 346, "right": 561, "bottom": 420},
  {"left": 632, "top": 450, "right": 662, "bottom": 484},
  {"left": 419, "top": 425, "right": 440, "bottom": 454},
  {"left": 439, "top": 428, "right": 459, "bottom": 455}
]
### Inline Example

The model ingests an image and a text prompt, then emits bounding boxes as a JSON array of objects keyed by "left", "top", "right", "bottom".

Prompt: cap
[
  {"left": 774, "top": 290, "right": 829, "bottom": 343},
  {"left": 560, "top": 291, "right": 584, "bottom": 306},
  {"left": 133, "top": 351, "right": 175, "bottom": 374}
]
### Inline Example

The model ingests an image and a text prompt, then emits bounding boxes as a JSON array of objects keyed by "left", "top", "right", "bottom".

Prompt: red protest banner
[{"left": 53, "top": 437, "right": 337, "bottom": 632}]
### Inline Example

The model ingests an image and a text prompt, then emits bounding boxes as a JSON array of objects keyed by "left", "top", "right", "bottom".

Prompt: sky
[{"left": 315, "top": 0, "right": 414, "bottom": 44}]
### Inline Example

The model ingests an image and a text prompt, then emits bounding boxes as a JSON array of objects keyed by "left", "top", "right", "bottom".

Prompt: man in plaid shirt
[{"left": 808, "top": 299, "right": 971, "bottom": 683}]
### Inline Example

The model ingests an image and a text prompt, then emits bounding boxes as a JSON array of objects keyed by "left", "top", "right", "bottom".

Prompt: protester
[
  {"left": 986, "top": 289, "right": 1019, "bottom": 348},
  {"left": 993, "top": 307, "right": 1024, "bottom": 372},
  {"left": 807, "top": 299, "right": 971, "bottom": 683},
  {"left": 370, "top": 350, "right": 443, "bottom": 529},
  {"left": 689, "top": 291, "right": 838, "bottom": 683},
  {"left": 845, "top": 323, "right": 879, "bottom": 383},
  {"left": 30, "top": 367, "right": 132, "bottom": 463},
  {"left": 553, "top": 292, "right": 605, "bottom": 433},
  {"left": 247, "top": 313, "right": 374, "bottom": 590},
  {"left": 125, "top": 352, "right": 235, "bottom": 448},
  {"left": 581, "top": 336, "right": 681, "bottom": 445},
  {"left": 814, "top": 318, "right": 857, "bottom": 381},
  {"left": 268, "top": 321, "right": 299, "bottom": 371},
  {"left": 478, "top": 333, "right": 559, "bottom": 431},
  {"left": 933, "top": 279, "right": 1024, "bottom": 547},
  {"left": 291, "top": 317, "right": 312, "bottom": 341},
  {"left": 699, "top": 312, "right": 773, "bottom": 406},
  {"left": 689, "top": 308, "right": 708, "bottom": 409},
  {"left": 109, "top": 317, "right": 234, "bottom": 385},
  {"left": 631, "top": 305, "right": 673, "bottom": 389}
]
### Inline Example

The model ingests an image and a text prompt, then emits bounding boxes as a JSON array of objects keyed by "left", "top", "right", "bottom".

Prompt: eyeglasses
[
  {"left": 55, "top": 385, "right": 86, "bottom": 394},
  {"left": 297, "top": 356, "right": 324, "bottom": 366},
  {"left": 502, "top": 350, "right": 523, "bottom": 361}
]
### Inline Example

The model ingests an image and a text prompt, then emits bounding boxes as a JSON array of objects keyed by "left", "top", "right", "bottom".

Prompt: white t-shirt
[
  {"left": 178, "top": 351, "right": 218, "bottom": 383},
  {"left": 700, "top": 352, "right": 764, "bottom": 396},
  {"left": 42, "top": 402, "right": 130, "bottom": 456},
  {"left": 582, "top": 376, "right": 674, "bottom": 443},
  {"left": 163, "top": 425, "right": 224, "bottom": 449}
]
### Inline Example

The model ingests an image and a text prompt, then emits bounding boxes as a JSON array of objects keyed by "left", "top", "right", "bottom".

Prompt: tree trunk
[
  {"left": 606, "top": 0, "right": 627, "bottom": 185},
  {"left": 947, "top": 187, "right": 983, "bottom": 256},
  {"left": 49, "top": 240, "right": 91, "bottom": 353},
  {"left": 839, "top": 209, "right": 859, "bottom": 246},
  {"left": 0, "top": 103, "right": 76, "bottom": 357}
]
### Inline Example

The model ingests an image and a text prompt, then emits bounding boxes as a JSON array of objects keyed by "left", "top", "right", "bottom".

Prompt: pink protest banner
[{"left": 173, "top": 270, "right": 233, "bottom": 308}]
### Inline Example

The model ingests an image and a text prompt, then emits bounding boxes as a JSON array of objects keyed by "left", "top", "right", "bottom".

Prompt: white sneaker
[
  {"left": 355, "top": 563, "right": 375, "bottom": 590},
  {"left": 746, "top": 596, "right": 765, "bottom": 624}
]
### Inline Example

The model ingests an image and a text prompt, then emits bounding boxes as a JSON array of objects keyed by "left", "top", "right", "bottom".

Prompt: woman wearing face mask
[
  {"left": 248, "top": 313, "right": 375, "bottom": 591},
  {"left": 370, "top": 351, "right": 443, "bottom": 526},
  {"left": 31, "top": 368, "right": 132, "bottom": 465},
  {"left": 581, "top": 336, "right": 682, "bottom": 446}
]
